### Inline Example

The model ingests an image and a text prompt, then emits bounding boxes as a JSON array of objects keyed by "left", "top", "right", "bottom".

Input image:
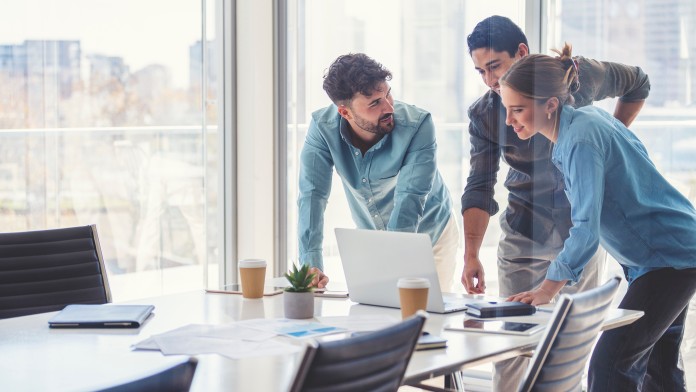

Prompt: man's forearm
[
  {"left": 614, "top": 100, "right": 645, "bottom": 127},
  {"left": 463, "top": 207, "right": 490, "bottom": 261}
]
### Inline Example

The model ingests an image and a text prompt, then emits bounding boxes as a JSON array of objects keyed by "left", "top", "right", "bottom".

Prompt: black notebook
[
  {"left": 465, "top": 301, "right": 536, "bottom": 318},
  {"left": 48, "top": 304, "right": 155, "bottom": 328}
]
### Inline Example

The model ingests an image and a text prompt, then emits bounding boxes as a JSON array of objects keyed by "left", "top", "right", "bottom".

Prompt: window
[
  {"left": 285, "top": 0, "right": 524, "bottom": 294},
  {"left": 0, "top": 0, "right": 221, "bottom": 301}
]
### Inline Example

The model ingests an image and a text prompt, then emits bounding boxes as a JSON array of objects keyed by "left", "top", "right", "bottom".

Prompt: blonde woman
[{"left": 499, "top": 44, "right": 696, "bottom": 391}]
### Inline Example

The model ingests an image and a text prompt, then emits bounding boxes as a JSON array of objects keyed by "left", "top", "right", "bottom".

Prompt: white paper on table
[
  {"left": 154, "top": 335, "right": 224, "bottom": 355},
  {"left": 238, "top": 318, "right": 347, "bottom": 338},
  {"left": 315, "top": 315, "right": 400, "bottom": 332},
  {"left": 151, "top": 334, "right": 301, "bottom": 358},
  {"left": 216, "top": 339, "right": 303, "bottom": 359},
  {"left": 192, "top": 323, "right": 277, "bottom": 341},
  {"left": 132, "top": 336, "right": 160, "bottom": 350},
  {"left": 132, "top": 323, "right": 277, "bottom": 351}
]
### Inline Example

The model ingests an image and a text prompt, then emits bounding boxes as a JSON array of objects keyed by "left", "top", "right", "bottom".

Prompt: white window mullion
[{"left": 235, "top": 0, "right": 277, "bottom": 278}]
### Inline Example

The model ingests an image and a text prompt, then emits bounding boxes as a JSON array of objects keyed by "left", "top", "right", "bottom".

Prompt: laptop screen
[{"left": 335, "top": 228, "right": 449, "bottom": 312}]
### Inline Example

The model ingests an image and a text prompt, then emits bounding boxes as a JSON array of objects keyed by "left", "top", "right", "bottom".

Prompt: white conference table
[{"left": 0, "top": 290, "right": 643, "bottom": 392}]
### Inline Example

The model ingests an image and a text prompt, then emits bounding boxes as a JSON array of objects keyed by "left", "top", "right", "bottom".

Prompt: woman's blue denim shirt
[{"left": 548, "top": 105, "right": 696, "bottom": 284}]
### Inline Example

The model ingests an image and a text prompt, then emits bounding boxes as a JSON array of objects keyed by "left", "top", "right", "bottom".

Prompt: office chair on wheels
[
  {"left": 289, "top": 311, "right": 427, "bottom": 392},
  {"left": 517, "top": 276, "right": 621, "bottom": 392},
  {"left": 0, "top": 224, "right": 111, "bottom": 319},
  {"left": 412, "top": 276, "right": 622, "bottom": 392}
]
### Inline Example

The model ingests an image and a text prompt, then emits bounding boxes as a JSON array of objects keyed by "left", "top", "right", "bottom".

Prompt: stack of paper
[{"left": 132, "top": 318, "right": 358, "bottom": 359}]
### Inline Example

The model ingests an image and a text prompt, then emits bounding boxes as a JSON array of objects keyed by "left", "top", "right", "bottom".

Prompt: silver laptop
[{"left": 335, "top": 228, "right": 468, "bottom": 314}]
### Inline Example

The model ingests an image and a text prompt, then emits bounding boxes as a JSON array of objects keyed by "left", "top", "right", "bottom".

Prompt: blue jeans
[{"left": 589, "top": 267, "right": 696, "bottom": 391}]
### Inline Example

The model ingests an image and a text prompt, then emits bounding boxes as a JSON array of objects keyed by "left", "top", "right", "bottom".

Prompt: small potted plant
[{"left": 283, "top": 264, "right": 316, "bottom": 319}]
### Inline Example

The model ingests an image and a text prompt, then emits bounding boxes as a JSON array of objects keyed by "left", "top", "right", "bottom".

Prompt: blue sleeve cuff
[
  {"left": 299, "top": 251, "right": 324, "bottom": 271},
  {"left": 546, "top": 258, "right": 581, "bottom": 285}
]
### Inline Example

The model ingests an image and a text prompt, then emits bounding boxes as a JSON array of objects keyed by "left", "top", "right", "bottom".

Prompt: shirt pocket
[
  {"left": 368, "top": 168, "right": 399, "bottom": 197},
  {"left": 369, "top": 162, "right": 400, "bottom": 181}
]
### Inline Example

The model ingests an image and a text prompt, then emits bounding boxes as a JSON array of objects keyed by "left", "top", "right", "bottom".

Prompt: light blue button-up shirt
[
  {"left": 298, "top": 101, "right": 452, "bottom": 269},
  {"left": 547, "top": 105, "right": 696, "bottom": 284}
]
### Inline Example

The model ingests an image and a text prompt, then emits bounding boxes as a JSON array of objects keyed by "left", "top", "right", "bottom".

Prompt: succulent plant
[{"left": 284, "top": 263, "right": 316, "bottom": 293}]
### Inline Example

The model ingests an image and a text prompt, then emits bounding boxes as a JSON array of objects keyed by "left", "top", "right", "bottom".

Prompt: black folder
[
  {"left": 465, "top": 301, "right": 536, "bottom": 318},
  {"left": 48, "top": 304, "right": 155, "bottom": 328}
]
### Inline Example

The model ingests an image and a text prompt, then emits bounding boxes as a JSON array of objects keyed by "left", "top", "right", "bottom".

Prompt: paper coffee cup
[
  {"left": 239, "top": 259, "right": 267, "bottom": 299},
  {"left": 397, "top": 277, "right": 430, "bottom": 319}
]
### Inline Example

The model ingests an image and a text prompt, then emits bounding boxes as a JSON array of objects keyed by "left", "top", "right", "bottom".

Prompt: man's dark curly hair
[
  {"left": 467, "top": 15, "right": 528, "bottom": 57},
  {"left": 322, "top": 53, "right": 392, "bottom": 105}
]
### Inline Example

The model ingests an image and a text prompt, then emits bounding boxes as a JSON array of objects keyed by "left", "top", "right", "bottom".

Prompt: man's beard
[{"left": 353, "top": 112, "right": 395, "bottom": 135}]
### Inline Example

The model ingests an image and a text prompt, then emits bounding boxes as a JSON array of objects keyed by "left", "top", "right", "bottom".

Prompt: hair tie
[
  {"left": 562, "top": 58, "right": 579, "bottom": 93},
  {"left": 562, "top": 66, "right": 573, "bottom": 87},
  {"left": 572, "top": 58, "right": 579, "bottom": 77}
]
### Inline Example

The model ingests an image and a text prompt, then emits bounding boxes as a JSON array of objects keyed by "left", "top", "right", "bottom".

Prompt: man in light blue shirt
[{"left": 298, "top": 53, "right": 458, "bottom": 290}]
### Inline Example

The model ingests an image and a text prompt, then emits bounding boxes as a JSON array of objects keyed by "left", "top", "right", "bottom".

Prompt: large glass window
[
  {"left": 0, "top": 0, "right": 220, "bottom": 301},
  {"left": 285, "top": 0, "right": 524, "bottom": 294}
]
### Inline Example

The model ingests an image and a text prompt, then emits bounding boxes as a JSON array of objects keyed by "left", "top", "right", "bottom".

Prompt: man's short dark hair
[
  {"left": 467, "top": 15, "right": 528, "bottom": 57},
  {"left": 322, "top": 53, "right": 392, "bottom": 105}
]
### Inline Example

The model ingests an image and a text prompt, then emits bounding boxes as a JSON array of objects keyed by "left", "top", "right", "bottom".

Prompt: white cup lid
[
  {"left": 238, "top": 259, "right": 267, "bottom": 268},
  {"left": 397, "top": 277, "right": 431, "bottom": 289}
]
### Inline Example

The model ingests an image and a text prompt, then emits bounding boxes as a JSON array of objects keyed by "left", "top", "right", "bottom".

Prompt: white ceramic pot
[{"left": 283, "top": 291, "right": 315, "bottom": 319}]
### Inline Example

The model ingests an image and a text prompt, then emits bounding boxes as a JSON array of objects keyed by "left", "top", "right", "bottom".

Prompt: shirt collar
[
  {"left": 558, "top": 105, "right": 575, "bottom": 143},
  {"left": 338, "top": 115, "right": 389, "bottom": 152},
  {"left": 339, "top": 116, "right": 352, "bottom": 142}
]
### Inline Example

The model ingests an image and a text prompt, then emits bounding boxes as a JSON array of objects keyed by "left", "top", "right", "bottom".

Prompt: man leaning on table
[{"left": 297, "top": 53, "right": 459, "bottom": 292}]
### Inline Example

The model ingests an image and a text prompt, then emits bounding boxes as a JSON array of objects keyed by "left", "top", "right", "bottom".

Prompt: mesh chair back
[
  {"left": 0, "top": 224, "right": 111, "bottom": 319},
  {"left": 290, "top": 312, "right": 427, "bottom": 392},
  {"left": 97, "top": 357, "right": 198, "bottom": 392},
  {"left": 518, "top": 276, "right": 621, "bottom": 392}
]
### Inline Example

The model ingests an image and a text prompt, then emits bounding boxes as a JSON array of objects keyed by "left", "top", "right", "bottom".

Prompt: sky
[{"left": 0, "top": 0, "right": 214, "bottom": 88}]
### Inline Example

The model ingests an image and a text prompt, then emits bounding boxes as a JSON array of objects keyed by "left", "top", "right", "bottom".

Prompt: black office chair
[
  {"left": 0, "top": 224, "right": 111, "bottom": 319},
  {"left": 517, "top": 276, "right": 622, "bottom": 392},
  {"left": 97, "top": 357, "right": 198, "bottom": 392},
  {"left": 289, "top": 311, "right": 427, "bottom": 392}
]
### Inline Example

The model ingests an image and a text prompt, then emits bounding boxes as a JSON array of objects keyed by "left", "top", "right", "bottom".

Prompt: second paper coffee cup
[{"left": 397, "top": 277, "right": 430, "bottom": 319}]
